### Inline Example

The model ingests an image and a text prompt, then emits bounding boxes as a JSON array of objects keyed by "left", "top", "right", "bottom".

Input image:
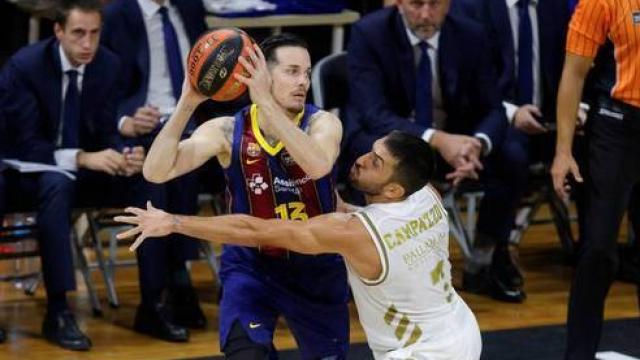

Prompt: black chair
[
  {"left": 311, "top": 51, "right": 348, "bottom": 114},
  {"left": 508, "top": 163, "right": 578, "bottom": 260},
  {"left": 84, "top": 201, "right": 222, "bottom": 308},
  {"left": 0, "top": 199, "right": 104, "bottom": 316}
]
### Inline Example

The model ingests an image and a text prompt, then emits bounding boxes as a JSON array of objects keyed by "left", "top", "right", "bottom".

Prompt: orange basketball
[{"left": 187, "top": 28, "right": 254, "bottom": 102}]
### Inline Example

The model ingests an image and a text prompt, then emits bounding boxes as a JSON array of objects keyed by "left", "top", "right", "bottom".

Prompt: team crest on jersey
[
  {"left": 247, "top": 173, "right": 269, "bottom": 195},
  {"left": 247, "top": 142, "right": 261, "bottom": 157},
  {"left": 633, "top": 11, "right": 640, "bottom": 24},
  {"left": 281, "top": 151, "right": 295, "bottom": 166}
]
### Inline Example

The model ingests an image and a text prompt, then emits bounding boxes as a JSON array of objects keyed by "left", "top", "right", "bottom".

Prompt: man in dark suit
[
  {"left": 458, "top": 0, "right": 570, "bottom": 301},
  {"left": 100, "top": 0, "right": 209, "bottom": 342},
  {"left": 344, "top": 1, "right": 522, "bottom": 301},
  {"left": 0, "top": 0, "right": 143, "bottom": 350},
  {"left": 344, "top": 0, "right": 507, "bottom": 185}
]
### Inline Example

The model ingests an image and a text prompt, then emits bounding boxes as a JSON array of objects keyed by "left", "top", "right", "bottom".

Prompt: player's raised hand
[
  {"left": 114, "top": 201, "right": 175, "bottom": 252},
  {"left": 234, "top": 44, "right": 272, "bottom": 106},
  {"left": 179, "top": 76, "right": 208, "bottom": 108}
]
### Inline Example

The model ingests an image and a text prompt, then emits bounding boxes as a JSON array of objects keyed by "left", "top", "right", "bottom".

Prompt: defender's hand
[{"left": 114, "top": 201, "right": 175, "bottom": 252}]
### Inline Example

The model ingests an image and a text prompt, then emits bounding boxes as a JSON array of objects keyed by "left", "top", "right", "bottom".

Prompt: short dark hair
[
  {"left": 259, "top": 33, "right": 309, "bottom": 65},
  {"left": 384, "top": 130, "right": 436, "bottom": 196},
  {"left": 54, "top": 0, "right": 103, "bottom": 27}
]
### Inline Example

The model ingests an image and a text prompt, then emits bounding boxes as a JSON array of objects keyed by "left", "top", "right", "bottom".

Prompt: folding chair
[
  {"left": 0, "top": 208, "right": 104, "bottom": 316},
  {"left": 312, "top": 51, "right": 348, "bottom": 115},
  {"left": 508, "top": 163, "right": 577, "bottom": 259},
  {"left": 83, "top": 198, "right": 223, "bottom": 308}
]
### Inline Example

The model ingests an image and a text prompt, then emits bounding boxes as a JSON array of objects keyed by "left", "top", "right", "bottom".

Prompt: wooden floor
[{"left": 0, "top": 205, "right": 638, "bottom": 360}]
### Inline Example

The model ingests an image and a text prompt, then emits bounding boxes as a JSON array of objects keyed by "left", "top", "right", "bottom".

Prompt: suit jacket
[
  {"left": 100, "top": 0, "right": 207, "bottom": 119},
  {"left": 344, "top": 6, "right": 506, "bottom": 156},
  {"left": 0, "top": 37, "right": 121, "bottom": 164},
  {"left": 460, "top": 0, "right": 569, "bottom": 122}
]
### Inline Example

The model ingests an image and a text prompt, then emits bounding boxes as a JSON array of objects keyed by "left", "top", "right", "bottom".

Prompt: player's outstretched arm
[{"left": 115, "top": 202, "right": 364, "bottom": 256}]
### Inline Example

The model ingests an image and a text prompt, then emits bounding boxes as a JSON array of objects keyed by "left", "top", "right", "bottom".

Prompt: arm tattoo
[{"left": 221, "top": 118, "right": 235, "bottom": 144}]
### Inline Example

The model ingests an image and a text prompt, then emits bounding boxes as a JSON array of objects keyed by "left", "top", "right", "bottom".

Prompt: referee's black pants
[{"left": 566, "top": 99, "right": 640, "bottom": 359}]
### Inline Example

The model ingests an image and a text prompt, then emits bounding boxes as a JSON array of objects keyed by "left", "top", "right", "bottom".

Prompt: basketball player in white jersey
[{"left": 115, "top": 130, "right": 482, "bottom": 360}]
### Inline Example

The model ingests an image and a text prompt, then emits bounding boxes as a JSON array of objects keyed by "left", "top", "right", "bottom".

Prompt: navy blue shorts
[{"left": 219, "top": 246, "right": 350, "bottom": 359}]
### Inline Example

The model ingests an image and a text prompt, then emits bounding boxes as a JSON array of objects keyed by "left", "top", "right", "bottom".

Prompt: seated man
[
  {"left": 117, "top": 131, "right": 482, "bottom": 360},
  {"left": 457, "top": 0, "right": 571, "bottom": 301},
  {"left": 100, "top": 0, "right": 211, "bottom": 340},
  {"left": 0, "top": 0, "right": 142, "bottom": 350},
  {"left": 343, "top": 0, "right": 520, "bottom": 301}
]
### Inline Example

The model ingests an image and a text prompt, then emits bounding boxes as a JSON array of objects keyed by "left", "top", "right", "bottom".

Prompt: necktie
[
  {"left": 415, "top": 42, "right": 433, "bottom": 127},
  {"left": 62, "top": 70, "right": 79, "bottom": 148},
  {"left": 517, "top": 0, "right": 534, "bottom": 104},
  {"left": 159, "top": 6, "right": 184, "bottom": 101}
]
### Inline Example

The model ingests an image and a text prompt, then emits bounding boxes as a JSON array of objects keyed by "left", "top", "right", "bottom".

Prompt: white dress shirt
[
  {"left": 55, "top": 45, "right": 86, "bottom": 171},
  {"left": 402, "top": 17, "right": 493, "bottom": 154},
  {"left": 503, "top": 0, "right": 541, "bottom": 123},
  {"left": 137, "top": 0, "right": 190, "bottom": 115}
]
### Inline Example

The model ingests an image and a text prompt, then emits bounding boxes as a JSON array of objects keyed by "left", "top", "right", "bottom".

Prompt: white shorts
[{"left": 375, "top": 300, "right": 482, "bottom": 360}]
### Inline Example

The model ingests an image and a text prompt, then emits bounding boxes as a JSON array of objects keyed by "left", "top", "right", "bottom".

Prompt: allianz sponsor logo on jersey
[
  {"left": 246, "top": 173, "right": 312, "bottom": 195},
  {"left": 273, "top": 175, "right": 312, "bottom": 195}
]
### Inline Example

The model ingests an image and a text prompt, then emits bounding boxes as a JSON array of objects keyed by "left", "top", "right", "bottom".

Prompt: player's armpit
[
  {"left": 307, "top": 110, "right": 343, "bottom": 165},
  {"left": 160, "top": 116, "right": 234, "bottom": 181}
]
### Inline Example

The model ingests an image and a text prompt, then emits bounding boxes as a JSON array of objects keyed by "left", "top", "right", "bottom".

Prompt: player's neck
[
  {"left": 254, "top": 104, "right": 302, "bottom": 144},
  {"left": 365, "top": 194, "right": 406, "bottom": 205}
]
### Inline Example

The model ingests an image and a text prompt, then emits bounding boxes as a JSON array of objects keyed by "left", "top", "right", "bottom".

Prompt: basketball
[{"left": 187, "top": 28, "right": 254, "bottom": 101}]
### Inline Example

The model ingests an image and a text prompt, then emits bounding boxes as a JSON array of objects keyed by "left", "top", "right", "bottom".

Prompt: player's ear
[{"left": 383, "top": 182, "right": 405, "bottom": 200}]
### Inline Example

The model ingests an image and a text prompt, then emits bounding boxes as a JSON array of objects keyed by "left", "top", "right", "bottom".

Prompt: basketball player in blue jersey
[{"left": 142, "top": 33, "right": 347, "bottom": 359}]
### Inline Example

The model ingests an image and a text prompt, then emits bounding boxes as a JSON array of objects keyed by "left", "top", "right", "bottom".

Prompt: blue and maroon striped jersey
[{"left": 224, "top": 103, "right": 337, "bottom": 223}]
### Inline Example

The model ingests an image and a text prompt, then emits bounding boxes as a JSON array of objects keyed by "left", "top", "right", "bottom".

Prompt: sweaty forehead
[
  {"left": 373, "top": 140, "right": 396, "bottom": 165},
  {"left": 273, "top": 46, "right": 311, "bottom": 68}
]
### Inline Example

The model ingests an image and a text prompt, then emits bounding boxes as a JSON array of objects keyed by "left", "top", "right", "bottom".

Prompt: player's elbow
[
  {"left": 142, "top": 166, "right": 167, "bottom": 184},
  {"left": 306, "top": 161, "right": 333, "bottom": 180}
]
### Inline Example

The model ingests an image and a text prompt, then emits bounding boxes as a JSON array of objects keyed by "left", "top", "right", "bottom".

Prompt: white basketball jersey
[{"left": 349, "top": 186, "right": 481, "bottom": 360}]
